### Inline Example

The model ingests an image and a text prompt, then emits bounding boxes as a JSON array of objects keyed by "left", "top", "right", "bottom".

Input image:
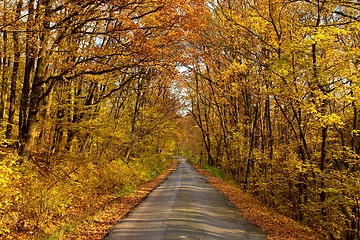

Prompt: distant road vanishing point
[{"left": 104, "top": 157, "right": 267, "bottom": 240}]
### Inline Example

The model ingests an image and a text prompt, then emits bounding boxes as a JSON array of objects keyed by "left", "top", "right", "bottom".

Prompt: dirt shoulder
[{"left": 193, "top": 165, "right": 321, "bottom": 240}]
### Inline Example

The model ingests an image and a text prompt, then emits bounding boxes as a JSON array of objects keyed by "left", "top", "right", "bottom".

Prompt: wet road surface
[{"left": 104, "top": 158, "right": 267, "bottom": 240}]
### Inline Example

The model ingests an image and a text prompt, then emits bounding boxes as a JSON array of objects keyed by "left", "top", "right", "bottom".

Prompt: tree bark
[
  {"left": 244, "top": 103, "right": 259, "bottom": 190},
  {"left": 21, "top": 0, "right": 51, "bottom": 156},
  {"left": 0, "top": 19, "right": 9, "bottom": 120},
  {"left": 18, "top": 0, "right": 35, "bottom": 151},
  {"left": 6, "top": 0, "right": 23, "bottom": 140}
]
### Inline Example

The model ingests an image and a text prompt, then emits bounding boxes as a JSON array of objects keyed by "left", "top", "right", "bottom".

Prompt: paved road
[{"left": 104, "top": 158, "right": 267, "bottom": 240}]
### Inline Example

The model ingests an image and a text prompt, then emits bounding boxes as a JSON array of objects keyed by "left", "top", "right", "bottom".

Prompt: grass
[
  {"left": 201, "top": 164, "right": 225, "bottom": 179},
  {"left": 115, "top": 184, "right": 137, "bottom": 197},
  {"left": 42, "top": 222, "right": 76, "bottom": 240}
]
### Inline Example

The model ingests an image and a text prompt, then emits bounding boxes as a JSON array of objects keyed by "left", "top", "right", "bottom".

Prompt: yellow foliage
[
  {"left": 319, "top": 113, "right": 344, "bottom": 127},
  {"left": 0, "top": 149, "right": 172, "bottom": 239},
  {"left": 0, "top": 154, "right": 21, "bottom": 237}
]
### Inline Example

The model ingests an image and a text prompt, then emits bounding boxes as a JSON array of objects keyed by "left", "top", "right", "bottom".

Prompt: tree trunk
[
  {"left": 244, "top": 103, "right": 259, "bottom": 190},
  {"left": 320, "top": 125, "right": 328, "bottom": 219},
  {"left": 18, "top": 0, "right": 35, "bottom": 151},
  {"left": 6, "top": 0, "right": 22, "bottom": 140},
  {"left": 21, "top": 0, "right": 50, "bottom": 156},
  {"left": 0, "top": 24, "right": 9, "bottom": 120},
  {"left": 22, "top": 60, "right": 46, "bottom": 155}
]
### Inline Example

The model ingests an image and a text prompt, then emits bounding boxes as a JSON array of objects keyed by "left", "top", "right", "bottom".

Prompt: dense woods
[
  {"left": 184, "top": 0, "right": 360, "bottom": 239},
  {"left": 0, "top": 0, "right": 206, "bottom": 238},
  {"left": 0, "top": 0, "right": 359, "bottom": 239}
]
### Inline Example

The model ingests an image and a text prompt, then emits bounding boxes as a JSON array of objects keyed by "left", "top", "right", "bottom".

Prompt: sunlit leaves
[{"left": 183, "top": 0, "right": 360, "bottom": 238}]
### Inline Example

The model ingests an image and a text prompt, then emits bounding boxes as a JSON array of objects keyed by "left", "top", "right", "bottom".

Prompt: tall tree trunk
[
  {"left": 21, "top": 0, "right": 50, "bottom": 156},
  {"left": 320, "top": 125, "right": 328, "bottom": 218},
  {"left": 6, "top": 0, "right": 23, "bottom": 140},
  {"left": 244, "top": 102, "right": 259, "bottom": 190},
  {"left": 19, "top": 0, "right": 35, "bottom": 151},
  {"left": 265, "top": 95, "right": 273, "bottom": 161},
  {"left": 0, "top": 13, "right": 9, "bottom": 120}
]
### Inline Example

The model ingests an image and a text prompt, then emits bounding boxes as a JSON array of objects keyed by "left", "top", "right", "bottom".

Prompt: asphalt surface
[{"left": 104, "top": 158, "right": 267, "bottom": 240}]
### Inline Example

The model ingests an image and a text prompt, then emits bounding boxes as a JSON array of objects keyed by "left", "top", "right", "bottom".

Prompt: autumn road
[{"left": 104, "top": 158, "right": 267, "bottom": 240}]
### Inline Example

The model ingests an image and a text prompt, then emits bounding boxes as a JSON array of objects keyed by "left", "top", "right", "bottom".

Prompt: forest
[{"left": 0, "top": 0, "right": 359, "bottom": 239}]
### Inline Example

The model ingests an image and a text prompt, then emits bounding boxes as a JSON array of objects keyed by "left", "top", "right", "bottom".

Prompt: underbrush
[
  {"left": 0, "top": 151, "right": 171, "bottom": 239},
  {"left": 201, "top": 164, "right": 225, "bottom": 180}
]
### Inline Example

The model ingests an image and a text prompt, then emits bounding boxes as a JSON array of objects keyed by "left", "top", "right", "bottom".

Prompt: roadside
[
  {"left": 61, "top": 157, "right": 320, "bottom": 240},
  {"left": 193, "top": 164, "right": 322, "bottom": 240},
  {"left": 62, "top": 159, "right": 178, "bottom": 240}
]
